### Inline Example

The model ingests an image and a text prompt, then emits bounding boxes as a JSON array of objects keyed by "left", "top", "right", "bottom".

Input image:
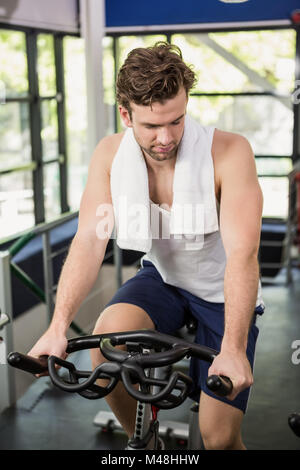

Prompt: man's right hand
[{"left": 27, "top": 327, "right": 68, "bottom": 377}]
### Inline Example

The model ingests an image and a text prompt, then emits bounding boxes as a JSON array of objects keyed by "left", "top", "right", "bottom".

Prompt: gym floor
[{"left": 1, "top": 270, "right": 300, "bottom": 451}]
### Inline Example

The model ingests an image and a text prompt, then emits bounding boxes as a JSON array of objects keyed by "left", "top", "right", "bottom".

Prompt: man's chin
[{"left": 149, "top": 149, "right": 177, "bottom": 161}]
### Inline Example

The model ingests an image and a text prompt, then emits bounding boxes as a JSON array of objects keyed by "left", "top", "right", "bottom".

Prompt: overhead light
[{"left": 218, "top": 1, "right": 249, "bottom": 3}]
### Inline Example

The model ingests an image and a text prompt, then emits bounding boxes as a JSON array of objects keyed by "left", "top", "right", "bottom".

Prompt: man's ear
[{"left": 119, "top": 106, "right": 133, "bottom": 128}]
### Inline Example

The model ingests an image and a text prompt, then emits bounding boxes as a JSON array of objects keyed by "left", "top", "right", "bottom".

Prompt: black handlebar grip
[
  {"left": 288, "top": 413, "right": 300, "bottom": 438},
  {"left": 206, "top": 374, "right": 233, "bottom": 397},
  {"left": 7, "top": 352, "right": 48, "bottom": 375}
]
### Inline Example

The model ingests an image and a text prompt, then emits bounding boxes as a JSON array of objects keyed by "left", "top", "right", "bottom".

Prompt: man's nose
[{"left": 156, "top": 127, "right": 173, "bottom": 146}]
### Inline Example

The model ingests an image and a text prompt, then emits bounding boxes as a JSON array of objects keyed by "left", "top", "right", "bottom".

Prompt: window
[
  {"left": 64, "top": 36, "right": 88, "bottom": 212},
  {"left": 0, "top": 29, "right": 32, "bottom": 239},
  {"left": 0, "top": 29, "right": 88, "bottom": 241}
]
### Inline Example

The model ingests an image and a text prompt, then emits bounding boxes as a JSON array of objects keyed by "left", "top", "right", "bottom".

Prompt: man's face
[{"left": 119, "top": 87, "right": 188, "bottom": 163}]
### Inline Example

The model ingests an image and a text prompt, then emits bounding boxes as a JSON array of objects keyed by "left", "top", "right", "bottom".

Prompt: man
[{"left": 28, "top": 42, "right": 264, "bottom": 450}]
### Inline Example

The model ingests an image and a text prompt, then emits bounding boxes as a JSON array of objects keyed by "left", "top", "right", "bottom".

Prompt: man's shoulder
[
  {"left": 212, "top": 129, "right": 254, "bottom": 171},
  {"left": 93, "top": 131, "right": 125, "bottom": 174},
  {"left": 211, "top": 129, "right": 255, "bottom": 194},
  {"left": 212, "top": 129, "right": 252, "bottom": 159}
]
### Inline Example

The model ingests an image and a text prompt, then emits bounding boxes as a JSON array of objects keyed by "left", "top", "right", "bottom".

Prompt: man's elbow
[
  {"left": 73, "top": 227, "right": 111, "bottom": 260},
  {"left": 226, "top": 246, "right": 260, "bottom": 265}
]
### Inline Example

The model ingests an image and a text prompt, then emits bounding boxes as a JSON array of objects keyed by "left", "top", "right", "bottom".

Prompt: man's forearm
[
  {"left": 49, "top": 234, "right": 105, "bottom": 334},
  {"left": 221, "top": 253, "right": 260, "bottom": 353}
]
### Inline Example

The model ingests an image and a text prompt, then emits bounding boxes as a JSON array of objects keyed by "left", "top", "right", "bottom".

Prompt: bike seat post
[
  {"left": 126, "top": 347, "right": 159, "bottom": 450},
  {"left": 188, "top": 402, "right": 204, "bottom": 450}
]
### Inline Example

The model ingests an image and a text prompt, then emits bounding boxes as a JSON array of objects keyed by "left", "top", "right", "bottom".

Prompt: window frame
[{"left": 0, "top": 24, "right": 79, "bottom": 244}]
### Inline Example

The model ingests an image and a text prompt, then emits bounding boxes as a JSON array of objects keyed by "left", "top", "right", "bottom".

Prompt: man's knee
[
  {"left": 93, "top": 303, "right": 155, "bottom": 335},
  {"left": 91, "top": 303, "right": 154, "bottom": 370},
  {"left": 201, "top": 427, "right": 243, "bottom": 450},
  {"left": 199, "top": 393, "right": 245, "bottom": 450}
]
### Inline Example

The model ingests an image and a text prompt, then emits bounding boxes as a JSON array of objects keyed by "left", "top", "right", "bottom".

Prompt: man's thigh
[
  {"left": 94, "top": 302, "right": 155, "bottom": 334},
  {"left": 102, "top": 261, "right": 187, "bottom": 334},
  {"left": 187, "top": 298, "right": 260, "bottom": 413}
]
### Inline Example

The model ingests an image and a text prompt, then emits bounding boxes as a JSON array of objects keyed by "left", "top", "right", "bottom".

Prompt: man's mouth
[{"left": 154, "top": 144, "right": 174, "bottom": 153}]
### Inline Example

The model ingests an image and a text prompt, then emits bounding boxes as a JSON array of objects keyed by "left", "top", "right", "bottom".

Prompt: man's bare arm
[
  {"left": 209, "top": 134, "right": 263, "bottom": 398},
  {"left": 28, "top": 137, "right": 115, "bottom": 360}
]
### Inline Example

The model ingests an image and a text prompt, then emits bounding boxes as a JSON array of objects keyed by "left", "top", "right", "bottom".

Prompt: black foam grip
[
  {"left": 7, "top": 352, "right": 48, "bottom": 374},
  {"left": 206, "top": 374, "right": 233, "bottom": 397}
]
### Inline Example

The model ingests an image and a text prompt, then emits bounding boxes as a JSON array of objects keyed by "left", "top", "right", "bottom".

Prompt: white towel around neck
[{"left": 110, "top": 115, "right": 219, "bottom": 253}]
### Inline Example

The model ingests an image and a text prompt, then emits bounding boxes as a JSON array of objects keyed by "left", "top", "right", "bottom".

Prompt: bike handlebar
[{"left": 8, "top": 329, "right": 233, "bottom": 408}]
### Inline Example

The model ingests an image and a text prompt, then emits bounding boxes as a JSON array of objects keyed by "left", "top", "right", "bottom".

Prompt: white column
[
  {"left": 79, "top": 0, "right": 106, "bottom": 158},
  {"left": 0, "top": 251, "right": 15, "bottom": 413}
]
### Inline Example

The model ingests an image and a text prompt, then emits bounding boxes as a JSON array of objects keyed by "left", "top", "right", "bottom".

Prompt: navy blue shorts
[{"left": 105, "top": 260, "right": 264, "bottom": 413}]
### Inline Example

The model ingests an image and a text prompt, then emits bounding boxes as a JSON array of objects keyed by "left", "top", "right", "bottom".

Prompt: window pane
[
  {"left": 64, "top": 36, "right": 88, "bottom": 210},
  {"left": 256, "top": 158, "right": 293, "bottom": 177},
  {"left": 210, "top": 30, "right": 296, "bottom": 94},
  {"left": 41, "top": 99, "right": 59, "bottom": 161},
  {"left": 37, "top": 34, "right": 56, "bottom": 96},
  {"left": 103, "top": 36, "right": 116, "bottom": 135},
  {"left": 44, "top": 162, "right": 60, "bottom": 221},
  {"left": 0, "top": 102, "right": 31, "bottom": 171},
  {"left": 0, "top": 29, "right": 28, "bottom": 98},
  {"left": 259, "top": 177, "right": 289, "bottom": 219},
  {"left": 0, "top": 171, "right": 34, "bottom": 239},
  {"left": 172, "top": 30, "right": 296, "bottom": 94},
  {"left": 187, "top": 95, "right": 293, "bottom": 156}
]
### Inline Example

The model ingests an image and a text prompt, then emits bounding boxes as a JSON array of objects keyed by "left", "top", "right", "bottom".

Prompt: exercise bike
[{"left": 8, "top": 329, "right": 233, "bottom": 450}]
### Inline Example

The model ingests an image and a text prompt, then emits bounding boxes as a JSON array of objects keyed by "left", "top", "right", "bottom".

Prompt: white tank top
[{"left": 141, "top": 135, "right": 264, "bottom": 307}]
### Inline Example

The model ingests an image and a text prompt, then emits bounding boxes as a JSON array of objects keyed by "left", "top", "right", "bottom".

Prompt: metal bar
[
  {"left": 0, "top": 162, "right": 37, "bottom": 176},
  {"left": 293, "top": 26, "right": 300, "bottom": 164},
  {"left": 8, "top": 232, "right": 36, "bottom": 258},
  {"left": 0, "top": 251, "right": 16, "bottom": 412},
  {"left": 41, "top": 155, "right": 65, "bottom": 166},
  {"left": 285, "top": 175, "right": 294, "bottom": 285},
  {"left": 260, "top": 240, "right": 287, "bottom": 247},
  {"left": 257, "top": 174, "right": 290, "bottom": 178},
  {"left": 39, "top": 95, "right": 61, "bottom": 101},
  {"left": 105, "top": 20, "right": 291, "bottom": 36},
  {"left": 190, "top": 91, "right": 290, "bottom": 98},
  {"left": 50, "top": 245, "right": 69, "bottom": 259},
  {"left": 31, "top": 211, "right": 78, "bottom": 236},
  {"left": 26, "top": 30, "right": 45, "bottom": 224},
  {"left": 255, "top": 155, "right": 292, "bottom": 159},
  {"left": 0, "top": 22, "right": 80, "bottom": 36},
  {"left": 113, "top": 36, "right": 121, "bottom": 133},
  {"left": 0, "top": 211, "right": 78, "bottom": 247},
  {"left": 54, "top": 35, "right": 69, "bottom": 214},
  {"left": 260, "top": 262, "right": 286, "bottom": 268},
  {"left": 113, "top": 239, "right": 122, "bottom": 288},
  {"left": 42, "top": 232, "right": 55, "bottom": 322},
  {"left": 4, "top": 95, "right": 32, "bottom": 103}
]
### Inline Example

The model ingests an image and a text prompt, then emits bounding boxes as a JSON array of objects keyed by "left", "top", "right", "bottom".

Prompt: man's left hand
[{"left": 208, "top": 349, "right": 253, "bottom": 401}]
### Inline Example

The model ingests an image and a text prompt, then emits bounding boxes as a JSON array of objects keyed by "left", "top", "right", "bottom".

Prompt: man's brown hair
[{"left": 116, "top": 41, "right": 197, "bottom": 115}]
